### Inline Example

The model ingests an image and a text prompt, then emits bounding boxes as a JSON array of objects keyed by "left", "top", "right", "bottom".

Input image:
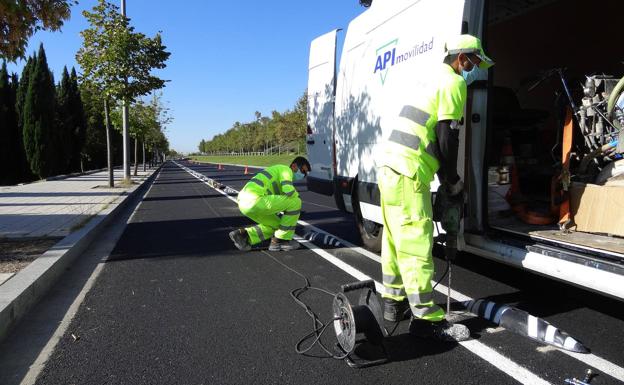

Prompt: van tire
[{"left": 353, "top": 189, "right": 383, "bottom": 252}]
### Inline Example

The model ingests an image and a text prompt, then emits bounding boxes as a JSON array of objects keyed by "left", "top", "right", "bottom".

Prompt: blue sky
[{"left": 7, "top": 0, "right": 366, "bottom": 153}]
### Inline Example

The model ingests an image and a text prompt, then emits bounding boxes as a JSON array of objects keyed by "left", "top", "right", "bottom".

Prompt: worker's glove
[{"left": 444, "top": 180, "right": 464, "bottom": 197}]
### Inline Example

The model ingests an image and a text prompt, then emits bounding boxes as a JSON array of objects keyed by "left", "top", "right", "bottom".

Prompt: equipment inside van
[{"left": 306, "top": 0, "right": 624, "bottom": 300}]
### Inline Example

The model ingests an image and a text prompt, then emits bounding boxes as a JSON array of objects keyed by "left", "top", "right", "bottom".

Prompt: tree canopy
[
  {"left": 76, "top": 0, "right": 170, "bottom": 102},
  {"left": 0, "top": 0, "right": 73, "bottom": 61},
  {"left": 198, "top": 92, "right": 307, "bottom": 154}
]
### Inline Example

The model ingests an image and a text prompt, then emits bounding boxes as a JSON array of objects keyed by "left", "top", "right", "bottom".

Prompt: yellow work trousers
[
  {"left": 378, "top": 166, "right": 444, "bottom": 322},
  {"left": 237, "top": 191, "right": 301, "bottom": 244}
]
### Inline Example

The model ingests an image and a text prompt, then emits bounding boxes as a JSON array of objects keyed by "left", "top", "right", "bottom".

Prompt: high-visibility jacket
[
  {"left": 378, "top": 63, "right": 466, "bottom": 184},
  {"left": 240, "top": 164, "right": 298, "bottom": 199}
]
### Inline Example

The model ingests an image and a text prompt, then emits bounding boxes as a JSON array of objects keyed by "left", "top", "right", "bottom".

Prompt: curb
[{"left": 0, "top": 165, "right": 162, "bottom": 343}]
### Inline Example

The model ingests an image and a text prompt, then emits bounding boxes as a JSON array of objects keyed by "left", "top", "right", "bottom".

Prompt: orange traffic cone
[{"left": 244, "top": 165, "right": 249, "bottom": 175}]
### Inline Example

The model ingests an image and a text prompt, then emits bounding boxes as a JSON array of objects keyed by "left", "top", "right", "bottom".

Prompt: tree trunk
[
  {"left": 122, "top": 100, "right": 130, "bottom": 182},
  {"left": 133, "top": 137, "right": 138, "bottom": 176},
  {"left": 142, "top": 141, "right": 146, "bottom": 172},
  {"left": 104, "top": 98, "right": 114, "bottom": 188}
]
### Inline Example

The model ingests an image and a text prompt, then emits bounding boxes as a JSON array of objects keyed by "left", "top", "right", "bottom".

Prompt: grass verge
[{"left": 190, "top": 154, "right": 304, "bottom": 168}]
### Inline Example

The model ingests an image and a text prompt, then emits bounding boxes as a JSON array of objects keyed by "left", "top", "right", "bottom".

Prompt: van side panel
[
  {"left": 335, "top": 0, "right": 466, "bottom": 221},
  {"left": 307, "top": 30, "right": 339, "bottom": 193}
]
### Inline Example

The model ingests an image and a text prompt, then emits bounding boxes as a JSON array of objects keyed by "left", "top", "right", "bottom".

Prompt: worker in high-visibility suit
[
  {"left": 377, "top": 35, "right": 494, "bottom": 342},
  {"left": 229, "top": 157, "right": 310, "bottom": 251}
]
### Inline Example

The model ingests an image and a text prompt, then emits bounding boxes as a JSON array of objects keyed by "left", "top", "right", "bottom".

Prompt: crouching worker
[{"left": 229, "top": 157, "right": 310, "bottom": 252}]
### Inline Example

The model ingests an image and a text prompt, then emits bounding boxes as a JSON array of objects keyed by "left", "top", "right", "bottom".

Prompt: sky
[{"left": 6, "top": 0, "right": 366, "bottom": 153}]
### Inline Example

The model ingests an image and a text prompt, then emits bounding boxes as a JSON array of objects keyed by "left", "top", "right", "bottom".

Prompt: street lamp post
[{"left": 121, "top": 0, "right": 131, "bottom": 182}]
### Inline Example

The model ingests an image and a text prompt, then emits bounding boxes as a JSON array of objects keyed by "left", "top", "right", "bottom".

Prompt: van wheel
[{"left": 354, "top": 199, "right": 383, "bottom": 252}]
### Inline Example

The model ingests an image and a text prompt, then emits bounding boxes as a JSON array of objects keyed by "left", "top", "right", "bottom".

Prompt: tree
[
  {"left": 76, "top": 0, "right": 170, "bottom": 183},
  {"left": 15, "top": 54, "right": 35, "bottom": 181},
  {"left": 199, "top": 139, "right": 205, "bottom": 153},
  {"left": 80, "top": 83, "right": 107, "bottom": 170},
  {"left": 57, "top": 66, "right": 87, "bottom": 173},
  {"left": 0, "top": 62, "right": 14, "bottom": 184},
  {"left": 23, "top": 43, "right": 58, "bottom": 178},
  {"left": 0, "top": 0, "right": 73, "bottom": 61},
  {"left": 69, "top": 68, "right": 87, "bottom": 171},
  {"left": 197, "top": 90, "right": 308, "bottom": 154},
  {"left": 55, "top": 66, "right": 73, "bottom": 173}
]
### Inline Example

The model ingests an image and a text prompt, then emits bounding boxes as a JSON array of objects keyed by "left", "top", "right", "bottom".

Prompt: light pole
[{"left": 121, "top": 0, "right": 131, "bottom": 182}]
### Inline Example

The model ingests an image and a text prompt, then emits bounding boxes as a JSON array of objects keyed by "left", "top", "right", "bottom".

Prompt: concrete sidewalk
[
  {"left": 0, "top": 166, "right": 160, "bottom": 343},
  {"left": 0, "top": 168, "right": 155, "bottom": 239}
]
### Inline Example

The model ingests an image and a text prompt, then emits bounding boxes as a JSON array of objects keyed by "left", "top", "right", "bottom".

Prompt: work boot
[
  {"left": 268, "top": 237, "right": 300, "bottom": 251},
  {"left": 229, "top": 228, "right": 251, "bottom": 251},
  {"left": 383, "top": 298, "right": 411, "bottom": 322},
  {"left": 409, "top": 318, "right": 470, "bottom": 342}
]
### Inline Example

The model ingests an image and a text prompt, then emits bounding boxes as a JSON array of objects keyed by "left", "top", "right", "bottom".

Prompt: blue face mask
[
  {"left": 294, "top": 170, "right": 306, "bottom": 181},
  {"left": 462, "top": 57, "right": 484, "bottom": 86}
]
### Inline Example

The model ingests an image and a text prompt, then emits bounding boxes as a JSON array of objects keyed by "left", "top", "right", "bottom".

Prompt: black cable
[{"left": 261, "top": 250, "right": 349, "bottom": 360}]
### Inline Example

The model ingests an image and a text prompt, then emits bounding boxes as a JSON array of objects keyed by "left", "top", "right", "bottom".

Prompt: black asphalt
[{"left": 32, "top": 161, "right": 624, "bottom": 384}]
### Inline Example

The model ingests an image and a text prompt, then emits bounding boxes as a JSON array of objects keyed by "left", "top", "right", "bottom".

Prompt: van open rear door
[{"left": 306, "top": 30, "right": 339, "bottom": 196}]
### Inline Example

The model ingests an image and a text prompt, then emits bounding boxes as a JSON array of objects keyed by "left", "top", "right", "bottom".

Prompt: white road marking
[
  {"left": 175, "top": 162, "right": 551, "bottom": 385},
  {"left": 537, "top": 345, "right": 558, "bottom": 353},
  {"left": 178, "top": 161, "right": 624, "bottom": 384},
  {"left": 559, "top": 350, "right": 624, "bottom": 381}
]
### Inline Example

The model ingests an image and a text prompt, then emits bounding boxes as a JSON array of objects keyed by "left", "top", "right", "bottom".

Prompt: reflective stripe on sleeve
[
  {"left": 279, "top": 225, "right": 296, "bottom": 231},
  {"left": 248, "top": 178, "right": 264, "bottom": 188},
  {"left": 284, "top": 191, "right": 295, "bottom": 197},
  {"left": 259, "top": 170, "right": 272, "bottom": 180},
  {"left": 281, "top": 181, "right": 293, "bottom": 186},
  {"left": 283, "top": 210, "right": 300, "bottom": 216},
  {"left": 399, "top": 105, "right": 431, "bottom": 126},
  {"left": 272, "top": 181, "right": 280, "bottom": 195}
]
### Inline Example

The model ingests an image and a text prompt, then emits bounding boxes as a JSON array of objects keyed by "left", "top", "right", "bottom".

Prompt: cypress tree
[
  {"left": 56, "top": 66, "right": 74, "bottom": 173},
  {"left": 0, "top": 63, "right": 11, "bottom": 184},
  {"left": 69, "top": 68, "right": 87, "bottom": 172},
  {"left": 23, "top": 44, "right": 58, "bottom": 178},
  {"left": 8, "top": 73, "right": 21, "bottom": 183},
  {"left": 80, "top": 84, "right": 107, "bottom": 170},
  {"left": 15, "top": 56, "right": 36, "bottom": 182}
]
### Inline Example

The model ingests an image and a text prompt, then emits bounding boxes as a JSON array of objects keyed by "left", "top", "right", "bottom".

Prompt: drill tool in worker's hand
[{"left": 433, "top": 182, "right": 464, "bottom": 262}]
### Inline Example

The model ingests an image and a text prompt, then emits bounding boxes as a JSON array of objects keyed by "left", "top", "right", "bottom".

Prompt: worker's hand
[{"left": 445, "top": 180, "right": 464, "bottom": 197}]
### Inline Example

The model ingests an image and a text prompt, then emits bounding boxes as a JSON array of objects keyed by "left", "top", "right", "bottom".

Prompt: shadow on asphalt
[
  {"left": 142, "top": 194, "right": 227, "bottom": 202},
  {"left": 106, "top": 215, "right": 251, "bottom": 262}
]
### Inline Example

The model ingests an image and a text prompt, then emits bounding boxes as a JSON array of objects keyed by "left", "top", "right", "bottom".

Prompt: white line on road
[
  {"left": 175, "top": 161, "right": 551, "bottom": 385},
  {"left": 178, "top": 161, "right": 624, "bottom": 383}
]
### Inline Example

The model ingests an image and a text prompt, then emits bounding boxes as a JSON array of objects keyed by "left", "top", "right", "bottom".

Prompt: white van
[{"left": 306, "top": 0, "right": 624, "bottom": 300}]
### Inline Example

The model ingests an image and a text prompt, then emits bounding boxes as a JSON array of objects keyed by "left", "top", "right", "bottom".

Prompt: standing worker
[
  {"left": 229, "top": 157, "right": 310, "bottom": 251},
  {"left": 376, "top": 35, "right": 494, "bottom": 341}
]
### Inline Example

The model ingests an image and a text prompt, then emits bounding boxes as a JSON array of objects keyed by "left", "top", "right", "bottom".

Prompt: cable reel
[{"left": 332, "top": 280, "right": 389, "bottom": 368}]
